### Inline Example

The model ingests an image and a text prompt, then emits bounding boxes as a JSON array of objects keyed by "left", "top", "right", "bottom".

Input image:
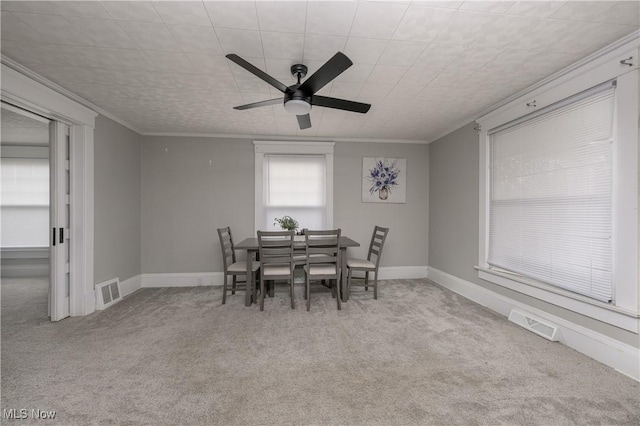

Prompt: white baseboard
[
  {"left": 120, "top": 275, "right": 142, "bottom": 297},
  {"left": 139, "top": 266, "right": 428, "bottom": 289},
  {"left": 141, "top": 272, "right": 224, "bottom": 288},
  {"left": 1, "top": 248, "right": 49, "bottom": 278},
  {"left": 0, "top": 263, "right": 49, "bottom": 278},
  {"left": 378, "top": 266, "right": 428, "bottom": 280},
  {"left": 427, "top": 266, "right": 640, "bottom": 381},
  {"left": 83, "top": 290, "right": 95, "bottom": 316}
]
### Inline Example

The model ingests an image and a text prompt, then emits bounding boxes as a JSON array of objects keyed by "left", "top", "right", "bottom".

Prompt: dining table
[{"left": 235, "top": 235, "right": 360, "bottom": 307}]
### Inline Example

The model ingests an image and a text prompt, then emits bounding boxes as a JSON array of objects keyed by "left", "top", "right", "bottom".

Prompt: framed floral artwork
[{"left": 362, "top": 157, "right": 407, "bottom": 203}]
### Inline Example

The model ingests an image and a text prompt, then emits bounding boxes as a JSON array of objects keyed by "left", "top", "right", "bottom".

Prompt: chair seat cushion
[
  {"left": 263, "top": 265, "right": 293, "bottom": 276},
  {"left": 228, "top": 261, "right": 260, "bottom": 273},
  {"left": 305, "top": 264, "right": 337, "bottom": 276},
  {"left": 347, "top": 258, "right": 375, "bottom": 269}
]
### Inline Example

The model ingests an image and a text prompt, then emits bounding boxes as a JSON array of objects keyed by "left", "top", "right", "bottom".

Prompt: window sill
[{"left": 475, "top": 265, "right": 639, "bottom": 333}]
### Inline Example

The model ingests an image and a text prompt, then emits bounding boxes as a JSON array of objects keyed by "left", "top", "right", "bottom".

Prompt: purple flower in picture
[{"left": 366, "top": 159, "right": 400, "bottom": 199}]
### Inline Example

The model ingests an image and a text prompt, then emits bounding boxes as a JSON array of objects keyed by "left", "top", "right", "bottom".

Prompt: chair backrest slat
[
  {"left": 367, "top": 226, "right": 389, "bottom": 267},
  {"left": 217, "top": 227, "right": 236, "bottom": 272},
  {"left": 305, "top": 229, "right": 341, "bottom": 269},
  {"left": 258, "top": 230, "right": 294, "bottom": 268}
]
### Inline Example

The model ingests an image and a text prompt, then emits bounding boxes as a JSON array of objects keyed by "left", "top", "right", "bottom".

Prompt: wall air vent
[
  {"left": 95, "top": 278, "right": 122, "bottom": 310},
  {"left": 508, "top": 309, "right": 560, "bottom": 341}
]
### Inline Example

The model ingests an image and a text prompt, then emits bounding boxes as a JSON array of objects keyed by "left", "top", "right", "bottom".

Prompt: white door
[{"left": 49, "top": 121, "right": 70, "bottom": 321}]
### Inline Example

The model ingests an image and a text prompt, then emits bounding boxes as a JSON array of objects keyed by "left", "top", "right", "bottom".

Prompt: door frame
[
  {"left": 2, "top": 60, "right": 98, "bottom": 316},
  {"left": 49, "top": 121, "right": 71, "bottom": 321}
]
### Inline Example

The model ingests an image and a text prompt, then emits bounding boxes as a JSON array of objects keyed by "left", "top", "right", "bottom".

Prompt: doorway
[
  {"left": 1, "top": 106, "right": 52, "bottom": 327},
  {"left": 2, "top": 63, "right": 97, "bottom": 318},
  {"left": 1, "top": 104, "right": 71, "bottom": 323}
]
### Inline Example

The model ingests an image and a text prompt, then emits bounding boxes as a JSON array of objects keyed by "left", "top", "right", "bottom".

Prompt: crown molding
[
  {"left": 0, "top": 57, "right": 426, "bottom": 144},
  {"left": 1, "top": 56, "right": 142, "bottom": 134},
  {"left": 141, "top": 131, "right": 427, "bottom": 144},
  {"left": 4, "top": 28, "right": 638, "bottom": 146},
  {"left": 425, "top": 30, "right": 640, "bottom": 144}
]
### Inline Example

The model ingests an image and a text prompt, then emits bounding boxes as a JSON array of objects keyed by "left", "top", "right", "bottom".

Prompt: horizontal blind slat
[{"left": 488, "top": 86, "right": 614, "bottom": 302}]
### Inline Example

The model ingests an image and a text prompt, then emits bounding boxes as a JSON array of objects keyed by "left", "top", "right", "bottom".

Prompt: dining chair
[
  {"left": 346, "top": 226, "right": 389, "bottom": 300},
  {"left": 217, "top": 227, "right": 260, "bottom": 305},
  {"left": 303, "top": 229, "right": 342, "bottom": 311},
  {"left": 293, "top": 229, "right": 308, "bottom": 268},
  {"left": 257, "top": 230, "right": 295, "bottom": 311}
]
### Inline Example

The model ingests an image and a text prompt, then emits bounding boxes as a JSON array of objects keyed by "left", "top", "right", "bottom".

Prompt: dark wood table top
[{"left": 235, "top": 235, "right": 360, "bottom": 250}]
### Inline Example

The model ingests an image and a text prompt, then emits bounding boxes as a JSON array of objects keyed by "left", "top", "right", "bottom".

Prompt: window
[
  {"left": 264, "top": 155, "right": 326, "bottom": 230},
  {"left": 254, "top": 141, "right": 334, "bottom": 232},
  {"left": 476, "top": 42, "right": 638, "bottom": 332},
  {"left": 1, "top": 157, "right": 49, "bottom": 247},
  {"left": 488, "top": 84, "right": 614, "bottom": 302}
]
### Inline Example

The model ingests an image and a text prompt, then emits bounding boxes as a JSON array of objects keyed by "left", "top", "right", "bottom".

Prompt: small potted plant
[{"left": 274, "top": 216, "right": 299, "bottom": 233}]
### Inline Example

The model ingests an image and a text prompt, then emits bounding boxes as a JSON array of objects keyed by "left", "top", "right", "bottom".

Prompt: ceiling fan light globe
[{"left": 284, "top": 99, "right": 311, "bottom": 115}]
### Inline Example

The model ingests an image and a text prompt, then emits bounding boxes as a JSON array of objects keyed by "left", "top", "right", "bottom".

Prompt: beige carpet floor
[{"left": 1, "top": 277, "right": 638, "bottom": 425}]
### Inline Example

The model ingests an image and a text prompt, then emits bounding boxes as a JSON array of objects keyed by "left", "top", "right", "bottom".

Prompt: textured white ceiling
[{"left": 1, "top": 1, "right": 638, "bottom": 142}]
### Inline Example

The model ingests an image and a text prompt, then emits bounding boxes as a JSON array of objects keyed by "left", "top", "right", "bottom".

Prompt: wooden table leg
[
  {"left": 245, "top": 250, "right": 254, "bottom": 306},
  {"left": 341, "top": 247, "right": 348, "bottom": 302}
]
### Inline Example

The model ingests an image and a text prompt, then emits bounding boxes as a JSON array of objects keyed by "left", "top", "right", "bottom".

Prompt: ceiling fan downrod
[{"left": 290, "top": 64, "right": 308, "bottom": 85}]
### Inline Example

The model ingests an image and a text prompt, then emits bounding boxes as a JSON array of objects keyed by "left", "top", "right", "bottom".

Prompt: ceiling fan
[{"left": 226, "top": 52, "right": 371, "bottom": 130}]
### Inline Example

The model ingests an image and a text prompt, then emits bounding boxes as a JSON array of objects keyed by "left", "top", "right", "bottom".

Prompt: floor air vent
[
  {"left": 96, "top": 278, "right": 122, "bottom": 310},
  {"left": 508, "top": 309, "right": 559, "bottom": 341}
]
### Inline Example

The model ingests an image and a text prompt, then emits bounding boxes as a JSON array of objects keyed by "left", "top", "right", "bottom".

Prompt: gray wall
[
  {"left": 94, "top": 115, "right": 142, "bottom": 283},
  {"left": 141, "top": 137, "right": 429, "bottom": 273},
  {"left": 141, "top": 137, "right": 255, "bottom": 273},
  {"left": 335, "top": 142, "right": 428, "bottom": 266},
  {"left": 428, "top": 122, "right": 639, "bottom": 347}
]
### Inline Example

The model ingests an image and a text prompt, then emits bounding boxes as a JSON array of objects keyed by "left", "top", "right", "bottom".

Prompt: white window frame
[
  {"left": 476, "top": 39, "right": 639, "bottom": 332},
  {"left": 254, "top": 141, "right": 334, "bottom": 233}
]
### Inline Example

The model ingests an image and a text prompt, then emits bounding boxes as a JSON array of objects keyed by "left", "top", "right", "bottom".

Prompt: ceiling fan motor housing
[
  {"left": 284, "top": 85, "right": 312, "bottom": 115},
  {"left": 284, "top": 64, "right": 312, "bottom": 115}
]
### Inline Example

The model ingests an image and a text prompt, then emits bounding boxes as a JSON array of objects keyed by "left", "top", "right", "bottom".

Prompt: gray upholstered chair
[
  {"left": 347, "top": 226, "right": 389, "bottom": 300},
  {"left": 257, "top": 230, "right": 295, "bottom": 311},
  {"left": 303, "top": 229, "right": 342, "bottom": 311},
  {"left": 217, "top": 227, "right": 259, "bottom": 304}
]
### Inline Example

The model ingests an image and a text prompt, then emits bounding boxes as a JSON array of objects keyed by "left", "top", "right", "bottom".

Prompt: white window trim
[
  {"left": 476, "top": 38, "right": 639, "bottom": 332},
  {"left": 253, "top": 141, "right": 334, "bottom": 233}
]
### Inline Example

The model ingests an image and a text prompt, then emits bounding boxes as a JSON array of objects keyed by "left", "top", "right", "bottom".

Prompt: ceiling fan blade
[
  {"left": 297, "top": 114, "right": 311, "bottom": 130},
  {"left": 233, "top": 98, "right": 282, "bottom": 110},
  {"left": 299, "top": 52, "right": 352, "bottom": 95},
  {"left": 226, "top": 54, "right": 289, "bottom": 93},
  {"left": 312, "top": 96, "right": 371, "bottom": 113}
]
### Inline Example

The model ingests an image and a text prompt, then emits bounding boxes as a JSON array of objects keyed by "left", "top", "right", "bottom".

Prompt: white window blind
[
  {"left": 264, "top": 155, "right": 326, "bottom": 230},
  {"left": 1, "top": 158, "right": 50, "bottom": 247},
  {"left": 488, "top": 85, "right": 615, "bottom": 302},
  {"left": 1, "top": 158, "right": 49, "bottom": 206}
]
